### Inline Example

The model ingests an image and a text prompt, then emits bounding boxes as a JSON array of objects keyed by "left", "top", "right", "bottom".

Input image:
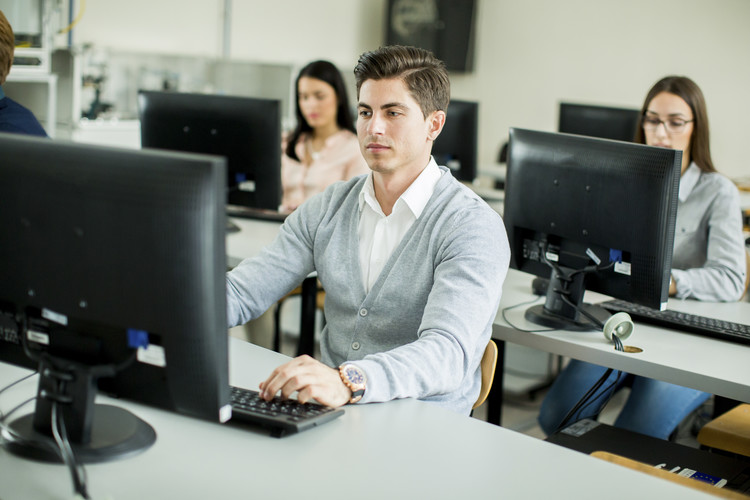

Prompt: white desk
[
  {"left": 488, "top": 269, "right": 750, "bottom": 424},
  {"left": 0, "top": 338, "right": 719, "bottom": 499},
  {"left": 225, "top": 216, "right": 284, "bottom": 267}
]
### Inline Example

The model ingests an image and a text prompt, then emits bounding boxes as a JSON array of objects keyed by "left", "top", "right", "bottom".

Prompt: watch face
[{"left": 344, "top": 365, "right": 365, "bottom": 385}]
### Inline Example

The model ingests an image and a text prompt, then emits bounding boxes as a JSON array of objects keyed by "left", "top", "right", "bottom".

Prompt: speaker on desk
[{"left": 385, "top": 0, "right": 477, "bottom": 72}]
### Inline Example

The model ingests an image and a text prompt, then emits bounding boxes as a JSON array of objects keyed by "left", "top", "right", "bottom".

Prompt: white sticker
[
  {"left": 27, "top": 330, "right": 49, "bottom": 345},
  {"left": 41, "top": 308, "right": 68, "bottom": 326},
  {"left": 137, "top": 344, "right": 166, "bottom": 367},
  {"left": 614, "top": 261, "right": 632, "bottom": 276},
  {"left": 586, "top": 248, "right": 601, "bottom": 265},
  {"left": 545, "top": 251, "right": 559, "bottom": 262},
  {"left": 219, "top": 404, "right": 233, "bottom": 423},
  {"left": 238, "top": 180, "right": 256, "bottom": 192}
]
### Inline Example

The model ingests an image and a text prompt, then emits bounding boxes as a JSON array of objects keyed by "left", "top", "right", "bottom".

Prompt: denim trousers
[{"left": 538, "top": 359, "right": 710, "bottom": 439}]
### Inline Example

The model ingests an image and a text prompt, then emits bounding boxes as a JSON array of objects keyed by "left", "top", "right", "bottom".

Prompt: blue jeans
[{"left": 538, "top": 359, "right": 710, "bottom": 440}]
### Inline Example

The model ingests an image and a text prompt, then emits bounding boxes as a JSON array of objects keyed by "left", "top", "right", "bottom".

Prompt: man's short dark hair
[{"left": 354, "top": 45, "right": 450, "bottom": 118}]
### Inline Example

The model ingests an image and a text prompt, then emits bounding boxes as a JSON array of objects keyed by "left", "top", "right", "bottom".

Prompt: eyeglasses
[{"left": 642, "top": 115, "right": 694, "bottom": 134}]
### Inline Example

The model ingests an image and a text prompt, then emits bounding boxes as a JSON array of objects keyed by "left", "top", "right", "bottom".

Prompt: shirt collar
[
  {"left": 358, "top": 157, "right": 442, "bottom": 218},
  {"left": 678, "top": 162, "right": 700, "bottom": 203}
]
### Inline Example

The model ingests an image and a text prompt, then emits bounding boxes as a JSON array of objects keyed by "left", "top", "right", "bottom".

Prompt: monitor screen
[
  {"left": 0, "top": 133, "right": 230, "bottom": 463},
  {"left": 432, "top": 99, "right": 478, "bottom": 182},
  {"left": 503, "top": 128, "right": 681, "bottom": 330},
  {"left": 558, "top": 102, "right": 640, "bottom": 143},
  {"left": 139, "top": 90, "right": 282, "bottom": 211}
]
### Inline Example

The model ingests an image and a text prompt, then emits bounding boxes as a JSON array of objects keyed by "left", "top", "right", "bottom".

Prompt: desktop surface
[
  {"left": 494, "top": 269, "right": 750, "bottom": 403},
  {"left": 0, "top": 338, "right": 719, "bottom": 500}
]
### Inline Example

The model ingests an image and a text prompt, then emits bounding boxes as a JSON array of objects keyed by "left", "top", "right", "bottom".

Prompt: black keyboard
[
  {"left": 598, "top": 299, "right": 750, "bottom": 346},
  {"left": 229, "top": 386, "right": 344, "bottom": 437}
]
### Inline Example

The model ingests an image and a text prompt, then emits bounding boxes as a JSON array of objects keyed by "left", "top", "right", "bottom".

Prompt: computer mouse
[{"left": 531, "top": 277, "right": 550, "bottom": 296}]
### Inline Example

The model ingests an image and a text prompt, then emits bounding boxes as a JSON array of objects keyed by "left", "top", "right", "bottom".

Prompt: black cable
[
  {"left": 50, "top": 377, "right": 90, "bottom": 500},
  {"left": 501, "top": 296, "right": 557, "bottom": 333}
]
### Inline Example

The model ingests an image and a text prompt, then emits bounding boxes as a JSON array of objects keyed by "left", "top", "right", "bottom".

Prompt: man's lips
[{"left": 366, "top": 142, "right": 390, "bottom": 152}]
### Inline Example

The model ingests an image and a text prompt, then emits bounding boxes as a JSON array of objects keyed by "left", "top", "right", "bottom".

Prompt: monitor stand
[
  {"left": 6, "top": 404, "right": 156, "bottom": 463},
  {"left": 3, "top": 355, "right": 156, "bottom": 464},
  {"left": 525, "top": 268, "right": 610, "bottom": 331}
]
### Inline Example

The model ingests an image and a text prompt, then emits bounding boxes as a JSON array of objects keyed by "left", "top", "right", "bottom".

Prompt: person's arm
[
  {"left": 225, "top": 203, "right": 319, "bottom": 328},
  {"left": 672, "top": 181, "right": 746, "bottom": 301}
]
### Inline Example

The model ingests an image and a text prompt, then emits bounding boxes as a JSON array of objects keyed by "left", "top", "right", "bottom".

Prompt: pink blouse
[{"left": 281, "top": 129, "right": 370, "bottom": 212}]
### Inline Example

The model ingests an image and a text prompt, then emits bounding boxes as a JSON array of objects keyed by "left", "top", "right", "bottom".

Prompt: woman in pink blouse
[{"left": 281, "top": 60, "right": 369, "bottom": 212}]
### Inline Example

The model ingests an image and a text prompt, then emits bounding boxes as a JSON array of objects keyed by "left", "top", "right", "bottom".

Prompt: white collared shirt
[{"left": 358, "top": 158, "right": 443, "bottom": 293}]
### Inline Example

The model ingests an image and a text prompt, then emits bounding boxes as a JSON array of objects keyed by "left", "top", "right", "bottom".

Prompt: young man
[
  {"left": 226, "top": 45, "right": 509, "bottom": 414},
  {"left": 0, "top": 9, "right": 47, "bottom": 137}
]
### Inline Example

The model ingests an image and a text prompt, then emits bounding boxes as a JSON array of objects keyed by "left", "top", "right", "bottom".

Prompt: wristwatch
[{"left": 339, "top": 364, "right": 367, "bottom": 403}]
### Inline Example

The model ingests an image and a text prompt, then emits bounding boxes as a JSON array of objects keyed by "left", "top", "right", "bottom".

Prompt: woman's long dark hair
[
  {"left": 634, "top": 75, "right": 716, "bottom": 173},
  {"left": 285, "top": 60, "right": 355, "bottom": 162}
]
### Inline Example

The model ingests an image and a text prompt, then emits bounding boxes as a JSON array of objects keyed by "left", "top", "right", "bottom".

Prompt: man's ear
[{"left": 426, "top": 110, "right": 446, "bottom": 141}]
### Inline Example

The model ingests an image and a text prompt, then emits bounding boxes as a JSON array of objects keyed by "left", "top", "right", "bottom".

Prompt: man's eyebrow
[{"left": 357, "top": 102, "right": 408, "bottom": 110}]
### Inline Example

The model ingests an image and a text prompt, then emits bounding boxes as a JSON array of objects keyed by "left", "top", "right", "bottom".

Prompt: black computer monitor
[
  {"left": 558, "top": 102, "right": 640, "bottom": 143},
  {"left": 0, "top": 133, "right": 230, "bottom": 463},
  {"left": 139, "top": 90, "right": 282, "bottom": 210},
  {"left": 503, "top": 128, "right": 681, "bottom": 330},
  {"left": 432, "top": 99, "right": 478, "bottom": 182}
]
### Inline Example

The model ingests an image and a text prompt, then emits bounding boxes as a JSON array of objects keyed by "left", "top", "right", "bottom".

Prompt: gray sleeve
[
  {"left": 354, "top": 207, "right": 510, "bottom": 405},
  {"left": 225, "top": 205, "right": 318, "bottom": 328},
  {"left": 672, "top": 181, "right": 747, "bottom": 301}
]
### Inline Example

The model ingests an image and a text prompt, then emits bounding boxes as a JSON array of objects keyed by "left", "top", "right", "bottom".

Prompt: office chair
[
  {"left": 273, "top": 285, "right": 326, "bottom": 353},
  {"left": 473, "top": 339, "right": 499, "bottom": 410}
]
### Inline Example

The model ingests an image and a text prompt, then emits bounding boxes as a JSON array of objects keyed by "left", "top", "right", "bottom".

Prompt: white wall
[{"left": 72, "top": 0, "right": 750, "bottom": 179}]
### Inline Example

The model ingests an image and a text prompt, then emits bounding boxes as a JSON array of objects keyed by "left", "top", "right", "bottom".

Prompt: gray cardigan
[{"left": 226, "top": 167, "right": 510, "bottom": 414}]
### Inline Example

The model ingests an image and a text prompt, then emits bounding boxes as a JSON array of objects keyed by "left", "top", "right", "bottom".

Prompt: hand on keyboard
[{"left": 259, "top": 355, "right": 352, "bottom": 408}]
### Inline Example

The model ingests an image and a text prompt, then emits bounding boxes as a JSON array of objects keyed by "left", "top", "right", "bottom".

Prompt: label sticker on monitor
[
  {"left": 137, "top": 344, "right": 166, "bottom": 367},
  {"left": 220, "top": 404, "right": 232, "bottom": 423},
  {"left": 238, "top": 180, "right": 256, "bottom": 192},
  {"left": 614, "top": 261, "right": 632, "bottom": 276},
  {"left": 41, "top": 308, "right": 68, "bottom": 326},
  {"left": 27, "top": 330, "right": 49, "bottom": 345}
]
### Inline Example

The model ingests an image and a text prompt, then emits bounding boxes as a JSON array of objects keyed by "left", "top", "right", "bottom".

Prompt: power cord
[{"left": 501, "top": 296, "right": 557, "bottom": 333}]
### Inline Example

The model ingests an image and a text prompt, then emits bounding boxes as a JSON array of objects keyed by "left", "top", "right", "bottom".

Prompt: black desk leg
[
  {"left": 486, "top": 339, "right": 505, "bottom": 426},
  {"left": 296, "top": 276, "right": 317, "bottom": 357}
]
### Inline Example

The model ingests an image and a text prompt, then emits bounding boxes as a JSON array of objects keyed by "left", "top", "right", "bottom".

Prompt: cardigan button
[
  {"left": 359, "top": 308, "right": 368, "bottom": 317},
  {"left": 352, "top": 342, "right": 361, "bottom": 350}
]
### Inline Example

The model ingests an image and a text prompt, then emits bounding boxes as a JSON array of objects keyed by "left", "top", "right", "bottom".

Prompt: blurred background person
[
  {"left": 0, "top": 9, "right": 47, "bottom": 137},
  {"left": 281, "top": 60, "right": 368, "bottom": 212},
  {"left": 538, "top": 75, "right": 747, "bottom": 440}
]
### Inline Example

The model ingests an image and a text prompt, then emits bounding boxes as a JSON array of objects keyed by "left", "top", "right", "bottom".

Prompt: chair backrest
[
  {"left": 743, "top": 249, "right": 750, "bottom": 300},
  {"left": 473, "top": 339, "right": 499, "bottom": 410}
]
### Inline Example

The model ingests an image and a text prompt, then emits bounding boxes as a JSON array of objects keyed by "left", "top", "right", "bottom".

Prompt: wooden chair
[
  {"left": 473, "top": 339, "right": 499, "bottom": 410},
  {"left": 591, "top": 451, "right": 749, "bottom": 499},
  {"left": 697, "top": 404, "right": 750, "bottom": 459},
  {"left": 742, "top": 249, "right": 750, "bottom": 300}
]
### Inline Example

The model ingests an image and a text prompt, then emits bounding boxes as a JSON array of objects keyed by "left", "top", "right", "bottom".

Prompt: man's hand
[{"left": 258, "top": 355, "right": 352, "bottom": 407}]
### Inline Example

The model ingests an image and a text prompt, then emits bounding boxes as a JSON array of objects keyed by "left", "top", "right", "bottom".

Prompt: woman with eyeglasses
[{"left": 537, "top": 76, "right": 747, "bottom": 440}]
